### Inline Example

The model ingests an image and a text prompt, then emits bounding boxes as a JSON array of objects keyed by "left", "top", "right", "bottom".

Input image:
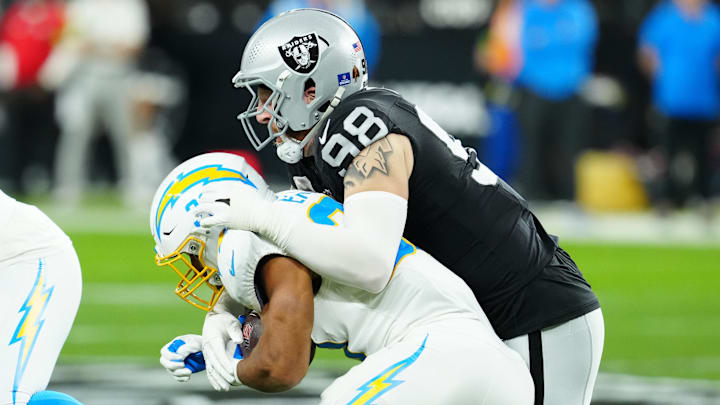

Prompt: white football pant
[
  {"left": 0, "top": 246, "right": 82, "bottom": 405},
  {"left": 504, "top": 308, "right": 605, "bottom": 405},
  {"left": 319, "top": 319, "right": 534, "bottom": 405}
]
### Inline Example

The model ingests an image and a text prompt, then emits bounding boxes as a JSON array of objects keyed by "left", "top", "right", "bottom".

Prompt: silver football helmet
[{"left": 233, "top": 8, "right": 368, "bottom": 163}]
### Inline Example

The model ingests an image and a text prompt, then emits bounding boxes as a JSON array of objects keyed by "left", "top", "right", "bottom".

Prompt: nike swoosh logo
[
  {"left": 162, "top": 226, "right": 176, "bottom": 236},
  {"left": 318, "top": 119, "right": 331, "bottom": 144},
  {"left": 230, "top": 250, "right": 236, "bottom": 276}
]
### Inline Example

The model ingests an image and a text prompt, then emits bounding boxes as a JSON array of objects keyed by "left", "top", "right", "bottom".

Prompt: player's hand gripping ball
[{"left": 239, "top": 311, "right": 316, "bottom": 363}]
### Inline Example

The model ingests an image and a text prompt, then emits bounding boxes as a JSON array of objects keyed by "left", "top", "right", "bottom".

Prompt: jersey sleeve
[
  {"left": 315, "top": 90, "right": 400, "bottom": 179},
  {"left": 216, "top": 229, "right": 284, "bottom": 313}
]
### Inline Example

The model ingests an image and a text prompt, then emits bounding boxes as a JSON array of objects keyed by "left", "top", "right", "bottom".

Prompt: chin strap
[{"left": 276, "top": 87, "right": 346, "bottom": 164}]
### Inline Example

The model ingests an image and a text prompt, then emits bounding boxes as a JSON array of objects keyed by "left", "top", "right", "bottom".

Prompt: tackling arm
[
  {"left": 194, "top": 134, "right": 413, "bottom": 293},
  {"left": 235, "top": 255, "right": 315, "bottom": 392},
  {"left": 275, "top": 133, "right": 413, "bottom": 293}
]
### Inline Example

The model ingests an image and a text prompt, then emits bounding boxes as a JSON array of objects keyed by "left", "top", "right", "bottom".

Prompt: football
[
  {"left": 239, "top": 310, "right": 317, "bottom": 364},
  {"left": 240, "top": 311, "right": 263, "bottom": 357}
]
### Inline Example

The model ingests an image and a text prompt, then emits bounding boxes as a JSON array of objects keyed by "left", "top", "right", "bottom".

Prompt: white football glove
[
  {"left": 191, "top": 187, "right": 293, "bottom": 250},
  {"left": 192, "top": 186, "right": 272, "bottom": 232},
  {"left": 206, "top": 344, "right": 244, "bottom": 392},
  {"left": 202, "top": 307, "right": 245, "bottom": 391},
  {"left": 160, "top": 334, "right": 203, "bottom": 382}
]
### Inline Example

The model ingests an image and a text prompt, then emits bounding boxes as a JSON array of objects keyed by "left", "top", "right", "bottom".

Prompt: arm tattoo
[{"left": 343, "top": 138, "right": 394, "bottom": 188}]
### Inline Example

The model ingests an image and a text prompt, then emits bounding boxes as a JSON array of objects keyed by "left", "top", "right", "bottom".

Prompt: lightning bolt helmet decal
[{"left": 154, "top": 163, "right": 257, "bottom": 241}]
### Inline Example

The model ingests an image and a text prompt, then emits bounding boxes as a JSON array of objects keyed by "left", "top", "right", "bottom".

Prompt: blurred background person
[
  {"left": 0, "top": 0, "right": 63, "bottom": 91},
  {"left": 474, "top": 0, "right": 523, "bottom": 182},
  {"left": 0, "top": 0, "right": 64, "bottom": 195},
  {"left": 512, "top": 0, "right": 598, "bottom": 201},
  {"left": 42, "top": 0, "right": 149, "bottom": 207},
  {"left": 124, "top": 48, "right": 186, "bottom": 210},
  {"left": 638, "top": 0, "right": 720, "bottom": 213},
  {"left": 478, "top": 0, "right": 522, "bottom": 82}
]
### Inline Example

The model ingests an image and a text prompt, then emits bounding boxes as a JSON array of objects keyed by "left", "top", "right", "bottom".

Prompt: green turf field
[{"left": 57, "top": 232, "right": 720, "bottom": 380}]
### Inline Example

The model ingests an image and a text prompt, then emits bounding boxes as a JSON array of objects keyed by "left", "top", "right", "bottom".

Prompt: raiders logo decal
[{"left": 278, "top": 33, "right": 320, "bottom": 74}]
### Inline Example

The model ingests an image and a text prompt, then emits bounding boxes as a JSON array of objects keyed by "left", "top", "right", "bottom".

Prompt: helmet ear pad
[{"left": 275, "top": 72, "right": 326, "bottom": 133}]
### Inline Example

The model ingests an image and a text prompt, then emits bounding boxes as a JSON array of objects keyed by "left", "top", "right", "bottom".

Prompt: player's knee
[{"left": 28, "top": 390, "right": 83, "bottom": 405}]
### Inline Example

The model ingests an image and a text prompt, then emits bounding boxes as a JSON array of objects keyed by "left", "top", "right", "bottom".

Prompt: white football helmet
[
  {"left": 233, "top": 8, "right": 368, "bottom": 163},
  {"left": 149, "top": 152, "right": 270, "bottom": 311}
]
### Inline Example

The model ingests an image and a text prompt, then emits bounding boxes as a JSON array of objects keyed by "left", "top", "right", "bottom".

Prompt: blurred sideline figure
[
  {"left": 0, "top": 0, "right": 64, "bottom": 194},
  {"left": 478, "top": 0, "right": 523, "bottom": 82},
  {"left": 195, "top": 9, "right": 603, "bottom": 405},
  {"left": 0, "top": 189, "right": 83, "bottom": 405},
  {"left": 512, "top": 0, "right": 598, "bottom": 201},
  {"left": 474, "top": 0, "right": 524, "bottom": 181},
  {"left": 151, "top": 153, "right": 533, "bottom": 404},
  {"left": 0, "top": 0, "right": 63, "bottom": 90},
  {"left": 125, "top": 49, "right": 186, "bottom": 209},
  {"left": 41, "top": 0, "right": 150, "bottom": 207},
  {"left": 638, "top": 0, "right": 720, "bottom": 212}
]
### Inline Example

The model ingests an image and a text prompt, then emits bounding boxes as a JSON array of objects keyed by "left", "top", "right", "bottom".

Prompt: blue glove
[
  {"left": 160, "top": 334, "right": 203, "bottom": 382},
  {"left": 166, "top": 315, "right": 245, "bottom": 374},
  {"left": 183, "top": 340, "right": 245, "bottom": 372}
]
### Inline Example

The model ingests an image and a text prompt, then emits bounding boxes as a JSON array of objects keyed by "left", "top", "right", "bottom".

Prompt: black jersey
[{"left": 287, "top": 88, "right": 599, "bottom": 339}]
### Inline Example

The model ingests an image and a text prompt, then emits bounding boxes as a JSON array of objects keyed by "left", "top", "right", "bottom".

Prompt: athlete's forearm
[
  {"left": 235, "top": 318, "right": 306, "bottom": 393},
  {"left": 236, "top": 256, "right": 314, "bottom": 392}
]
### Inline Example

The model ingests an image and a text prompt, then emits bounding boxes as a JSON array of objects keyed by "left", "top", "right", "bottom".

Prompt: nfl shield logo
[{"left": 278, "top": 33, "right": 320, "bottom": 74}]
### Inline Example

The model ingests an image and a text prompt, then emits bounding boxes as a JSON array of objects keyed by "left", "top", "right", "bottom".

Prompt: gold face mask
[{"left": 155, "top": 237, "right": 224, "bottom": 311}]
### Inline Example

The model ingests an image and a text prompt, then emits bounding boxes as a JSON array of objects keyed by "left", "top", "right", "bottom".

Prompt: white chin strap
[
  {"left": 276, "top": 136, "right": 305, "bottom": 164},
  {"left": 276, "top": 87, "right": 346, "bottom": 164}
]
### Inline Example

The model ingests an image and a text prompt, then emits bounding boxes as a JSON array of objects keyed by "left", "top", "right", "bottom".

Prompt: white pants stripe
[{"left": 504, "top": 308, "right": 605, "bottom": 405}]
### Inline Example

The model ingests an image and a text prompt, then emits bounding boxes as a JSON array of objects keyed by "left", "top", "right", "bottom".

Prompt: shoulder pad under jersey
[
  {"left": 216, "top": 229, "right": 283, "bottom": 312},
  {"left": 315, "top": 88, "right": 403, "bottom": 178}
]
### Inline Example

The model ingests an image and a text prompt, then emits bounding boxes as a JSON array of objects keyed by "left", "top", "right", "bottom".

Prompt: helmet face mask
[
  {"left": 233, "top": 9, "right": 369, "bottom": 162},
  {"left": 234, "top": 75, "right": 290, "bottom": 151},
  {"left": 155, "top": 237, "right": 223, "bottom": 311}
]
